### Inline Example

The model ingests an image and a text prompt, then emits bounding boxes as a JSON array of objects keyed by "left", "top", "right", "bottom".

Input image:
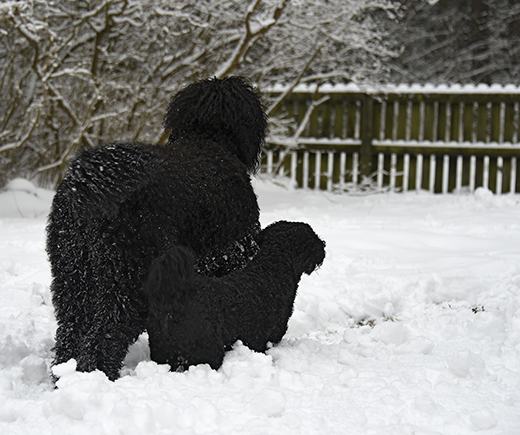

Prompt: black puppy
[
  {"left": 47, "top": 77, "right": 267, "bottom": 380},
  {"left": 144, "top": 221, "right": 326, "bottom": 371}
]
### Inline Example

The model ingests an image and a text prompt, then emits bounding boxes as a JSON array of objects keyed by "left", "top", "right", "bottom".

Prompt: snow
[
  {"left": 0, "top": 179, "right": 54, "bottom": 218},
  {"left": 1, "top": 178, "right": 520, "bottom": 434}
]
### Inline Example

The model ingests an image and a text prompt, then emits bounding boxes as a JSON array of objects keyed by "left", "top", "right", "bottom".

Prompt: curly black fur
[
  {"left": 144, "top": 221, "right": 326, "bottom": 372},
  {"left": 46, "top": 77, "right": 267, "bottom": 381},
  {"left": 164, "top": 76, "right": 267, "bottom": 173}
]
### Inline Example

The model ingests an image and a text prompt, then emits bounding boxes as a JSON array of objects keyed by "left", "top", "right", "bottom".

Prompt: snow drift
[{"left": 0, "top": 178, "right": 519, "bottom": 434}]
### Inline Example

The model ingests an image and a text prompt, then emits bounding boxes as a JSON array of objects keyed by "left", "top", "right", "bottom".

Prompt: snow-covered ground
[{"left": 1, "top": 177, "right": 519, "bottom": 434}]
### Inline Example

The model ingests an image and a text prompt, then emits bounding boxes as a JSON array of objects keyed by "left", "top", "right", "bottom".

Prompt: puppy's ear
[
  {"left": 294, "top": 224, "right": 325, "bottom": 275},
  {"left": 304, "top": 239, "right": 326, "bottom": 275}
]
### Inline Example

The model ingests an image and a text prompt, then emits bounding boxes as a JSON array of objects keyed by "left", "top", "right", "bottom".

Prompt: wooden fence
[{"left": 261, "top": 84, "right": 520, "bottom": 194}]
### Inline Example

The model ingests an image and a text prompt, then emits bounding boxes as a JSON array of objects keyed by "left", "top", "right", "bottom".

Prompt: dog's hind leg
[
  {"left": 79, "top": 328, "right": 140, "bottom": 381},
  {"left": 50, "top": 272, "right": 93, "bottom": 377},
  {"left": 73, "top": 301, "right": 146, "bottom": 381},
  {"left": 52, "top": 320, "right": 82, "bottom": 370}
]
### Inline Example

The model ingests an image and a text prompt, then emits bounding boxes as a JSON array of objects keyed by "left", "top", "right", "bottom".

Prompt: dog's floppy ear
[
  {"left": 292, "top": 223, "right": 325, "bottom": 275},
  {"left": 303, "top": 236, "right": 326, "bottom": 274},
  {"left": 163, "top": 76, "right": 268, "bottom": 173}
]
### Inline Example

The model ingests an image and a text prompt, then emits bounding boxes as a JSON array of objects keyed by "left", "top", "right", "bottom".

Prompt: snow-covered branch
[
  {"left": 214, "top": 0, "right": 290, "bottom": 79},
  {"left": 0, "top": 0, "right": 399, "bottom": 187}
]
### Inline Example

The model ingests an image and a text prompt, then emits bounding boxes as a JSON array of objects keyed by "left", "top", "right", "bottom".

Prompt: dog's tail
[
  {"left": 144, "top": 246, "right": 197, "bottom": 318},
  {"left": 58, "top": 142, "right": 159, "bottom": 219}
]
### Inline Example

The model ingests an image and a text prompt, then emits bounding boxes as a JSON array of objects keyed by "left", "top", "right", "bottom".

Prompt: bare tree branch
[{"left": 0, "top": 0, "right": 398, "bottom": 186}]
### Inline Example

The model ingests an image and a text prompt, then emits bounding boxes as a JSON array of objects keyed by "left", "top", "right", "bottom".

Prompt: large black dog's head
[
  {"left": 164, "top": 76, "right": 268, "bottom": 173},
  {"left": 258, "top": 221, "right": 326, "bottom": 276}
]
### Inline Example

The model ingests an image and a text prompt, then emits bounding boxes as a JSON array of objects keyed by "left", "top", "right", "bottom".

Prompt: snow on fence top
[{"left": 267, "top": 83, "right": 520, "bottom": 95}]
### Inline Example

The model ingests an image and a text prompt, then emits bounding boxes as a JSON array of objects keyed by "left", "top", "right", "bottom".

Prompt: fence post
[{"left": 360, "top": 94, "right": 374, "bottom": 179}]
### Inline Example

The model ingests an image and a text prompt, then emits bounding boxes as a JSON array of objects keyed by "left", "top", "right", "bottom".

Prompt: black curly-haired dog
[
  {"left": 144, "top": 221, "right": 326, "bottom": 371},
  {"left": 46, "top": 77, "right": 267, "bottom": 380}
]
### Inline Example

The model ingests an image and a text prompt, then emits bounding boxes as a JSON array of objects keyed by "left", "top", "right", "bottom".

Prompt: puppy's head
[
  {"left": 259, "top": 221, "right": 326, "bottom": 275},
  {"left": 164, "top": 76, "right": 268, "bottom": 173}
]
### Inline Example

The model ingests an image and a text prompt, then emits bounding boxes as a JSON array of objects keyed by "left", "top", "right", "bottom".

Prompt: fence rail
[{"left": 261, "top": 84, "right": 520, "bottom": 194}]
